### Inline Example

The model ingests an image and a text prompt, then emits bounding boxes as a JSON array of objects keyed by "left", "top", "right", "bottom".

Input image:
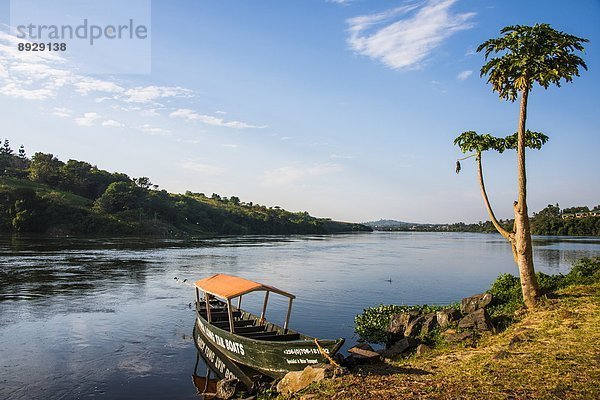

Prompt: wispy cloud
[
  {"left": 170, "top": 108, "right": 267, "bottom": 129},
  {"left": 0, "top": 30, "right": 193, "bottom": 110},
  {"left": 102, "top": 119, "right": 125, "bottom": 128},
  {"left": 456, "top": 70, "right": 473, "bottom": 81},
  {"left": 52, "top": 107, "right": 72, "bottom": 117},
  {"left": 263, "top": 163, "right": 342, "bottom": 186},
  {"left": 123, "top": 86, "right": 192, "bottom": 103},
  {"left": 328, "top": 0, "right": 356, "bottom": 5},
  {"left": 179, "top": 160, "right": 225, "bottom": 175},
  {"left": 347, "top": 0, "right": 475, "bottom": 70},
  {"left": 137, "top": 124, "right": 171, "bottom": 135},
  {"left": 75, "top": 112, "right": 101, "bottom": 127}
]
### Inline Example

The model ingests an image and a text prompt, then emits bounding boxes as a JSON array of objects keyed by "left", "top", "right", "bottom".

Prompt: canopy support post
[
  {"left": 284, "top": 297, "right": 293, "bottom": 332},
  {"left": 227, "top": 298, "right": 235, "bottom": 333},
  {"left": 260, "top": 291, "right": 270, "bottom": 322},
  {"left": 237, "top": 295, "right": 242, "bottom": 310},
  {"left": 205, "top": 292, "right": 212, "bottom": 323}
]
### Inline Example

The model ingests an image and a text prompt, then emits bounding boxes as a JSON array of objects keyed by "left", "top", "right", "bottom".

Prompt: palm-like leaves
[
  {"left": 477, "top": 24, "right": 588, "bottom": 101},
  {"left": 454, "top": 130, "right": 549, "bottom": 154}
]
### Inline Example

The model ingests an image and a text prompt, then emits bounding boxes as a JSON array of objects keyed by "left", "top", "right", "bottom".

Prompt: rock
[
  {"left": 404, "top": 315, "right": 426, "bottom": 337},
  {"left": 460, "top": 293, "right": 493, "bottom": 314},
  {"left": 416, "top": 344, "right": 431, "bottom": 355},
  {"left": 348, "top": 344, "right": 381, "bottom": 362},
  {"left": 216, "top": 378, "right": 238, "bottom": 399},
  {"left": 492, "top": 350, "right": 509, "bottom": 360},
  {"left": 436, "top": 308, "right": 461, "bottom": 328},
  {"left": 458, "top": 308, "right": 492, "bottom": 331},
  {"left": 276, "top": 365, "right": 332, "bottom": 395},
  {"left": 388, "top": 311, "right": 420, "bottom": 335},
  {"left": 442, "top": 330, "right": 472, "bottom": 342},
  {"left": 419, "top": 313, "right": 438, "bottom": 336},
  {"left": 381, "top": 337, "right": 418, "bottom": 358}
]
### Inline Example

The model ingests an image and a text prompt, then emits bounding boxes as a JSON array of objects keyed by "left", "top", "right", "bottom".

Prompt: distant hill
[{"left": 362, "top": 219, "right": 421, "bottom": 228}]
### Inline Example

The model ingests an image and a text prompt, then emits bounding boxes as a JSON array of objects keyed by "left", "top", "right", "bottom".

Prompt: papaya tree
[{"left": 455, "top": 24, "right": 588, "bottom": 308}]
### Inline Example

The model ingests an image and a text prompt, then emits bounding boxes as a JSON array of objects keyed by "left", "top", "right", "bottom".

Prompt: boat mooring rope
[{"left": 314, "top": 338, "right": 340, "bottom": 368}]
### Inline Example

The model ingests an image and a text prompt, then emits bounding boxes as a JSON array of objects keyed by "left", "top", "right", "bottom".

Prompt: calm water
[{"left": 1, "top": 232, "right": 599, "bottom": 399}]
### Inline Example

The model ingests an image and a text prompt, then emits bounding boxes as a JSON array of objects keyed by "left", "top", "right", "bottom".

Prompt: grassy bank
[{"left": 289, "top": 283, "right": 599, "bottom": 400}]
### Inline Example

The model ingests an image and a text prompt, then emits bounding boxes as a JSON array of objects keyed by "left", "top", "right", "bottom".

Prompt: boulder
[
  {"left": 419, "top": 313, "right": 438, "bottom": 336},
  {"left": 436, "top": 308, "right": 461, "bottom": 328},
  {"left": 381, "top": 337, "right": 417, "bottom": 358},
  {"left": 460, "top": 293, "right": 493, "bottom": 314},
  {"left": 442, "top": 331, "right": 473, "bottom": 342},
  {"left": 458, "top": 308, "right": 492, "bottom": 331},
  {"left": 388, "top": 311, "right": 420, "bottom": 335},
  {"left": 216, "top": 378, "right": 238, "bottom": 399},
  {"left": 404, "top": 315, "right": 426, "bottom": 337},
  {"left": 348, "top": 344, "right": 381, "bottom": 362},
  {"left": 416, "top": 344, "right": 431, "bottom": 356},
  {"left": 276, "top": 365, "right": 332, "bottom": 395}
]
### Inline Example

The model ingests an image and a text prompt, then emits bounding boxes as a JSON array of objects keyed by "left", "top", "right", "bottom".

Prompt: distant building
[{"left": 561, "top": 210, "right": 600, "bottom": 219}]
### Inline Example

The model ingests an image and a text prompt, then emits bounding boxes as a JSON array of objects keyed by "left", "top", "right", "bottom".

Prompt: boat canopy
[{"left": 194, "top": 274, "right": 295, "bottom": 300}]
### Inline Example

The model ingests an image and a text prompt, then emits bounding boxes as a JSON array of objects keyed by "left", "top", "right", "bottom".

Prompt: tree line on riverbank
[
  {"left": 0, "top": 141, "right": 371, "bottom": 236},
  {"left": 367, "top": 203, "right": 600, "bottom": 236}
]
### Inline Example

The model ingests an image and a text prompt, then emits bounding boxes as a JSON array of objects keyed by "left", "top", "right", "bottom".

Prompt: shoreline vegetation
[
  {"left": 0, "top": 142, "right": 371, "bottom": 236},
  {"left": 364, "top": 203, "right": 600, "bottom": 236},
  {"left": 266, "top": 257, "right": 600, "bottom": 399}
]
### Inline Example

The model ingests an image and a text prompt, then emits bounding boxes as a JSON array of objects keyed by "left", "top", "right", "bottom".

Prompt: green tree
[
  {"left": 94, "top": 181, "right": 146, "bottom": 213},
  {"left": 29, "top": 153, "right": 64, "bottom": 186},
  {"left": 455, "top": 24, "right": 588, "bottom": 308}
]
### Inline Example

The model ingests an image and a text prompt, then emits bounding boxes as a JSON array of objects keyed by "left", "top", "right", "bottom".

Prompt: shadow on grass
[{"left": 351, "top": 362, "right": 432, "bottom": 377}]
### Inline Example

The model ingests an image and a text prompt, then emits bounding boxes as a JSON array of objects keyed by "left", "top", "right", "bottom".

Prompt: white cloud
[
  {"left": 52, "top": 107, "right": 72, "bottom": 117},
  {"left": 179, "top": 161, "right": 225, "bottom": 175},
  {"left": 328, "top": 0, "right": 355, "bottom": 5},
  {"left": 102, "top": 119, "right": 124, "bottom": 128},
  {"left": 222, "top": 143, "right": 239, "bottom": 148},
  {"left": 123, "top": 86, "right": 192, "bottom": 103},
  {"left": 456, "top": 70, "right": 473, "bottom": 81},
  {"left": 137, "top": 124, "right": 170, "bottom": 135},
  {"left": 75, "top": 112, "right": 101, "bottom": 127},
  {"left": 263, "top": 163, "right": 342, "bottom": 186},
  {"left": 75, "top": 78, "right": 124, "bottom": 95},
  {"left": 170, "top": 108, "right": 267, "bottom": 129},
  {"left": 347, "top": 0, "right": 475, "bottom": 70},
  {"left": 1, "top": 82, "right": 54, "bottom": 100}
]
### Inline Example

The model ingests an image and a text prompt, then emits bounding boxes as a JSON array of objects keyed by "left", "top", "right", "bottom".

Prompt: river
[{"left": 1, "top": 232, "right": 599, "bottom": 399}]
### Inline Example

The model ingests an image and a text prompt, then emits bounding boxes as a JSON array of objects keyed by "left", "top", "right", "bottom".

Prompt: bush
[
  {"left": 487, "top": 257, "right": 600, "bottom": 317},
  {"left": 564, "top": 257, "right": 600, "bottom": 286}
]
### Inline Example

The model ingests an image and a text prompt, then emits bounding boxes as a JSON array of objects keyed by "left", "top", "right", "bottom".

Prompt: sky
[{"left": 0, "top": 0, "right": 598, "bottom": 224}]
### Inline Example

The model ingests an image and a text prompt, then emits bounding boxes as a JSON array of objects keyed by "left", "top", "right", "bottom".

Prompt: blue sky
[{"left": 1, "top": 0, "right": 598, "bottom": 223}]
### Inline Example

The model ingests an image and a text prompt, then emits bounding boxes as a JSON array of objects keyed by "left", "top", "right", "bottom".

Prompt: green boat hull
[{"left": 195, "top": 317, "right": 344, "bottom": 378}]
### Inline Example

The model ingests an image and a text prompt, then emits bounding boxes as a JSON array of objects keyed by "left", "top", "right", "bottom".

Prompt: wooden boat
[
  {"left": 193, "top": 274, "right": 345, "bottom": 378},
  {"left": 192, "top": 323, "right": 270, "bottom": 394}
]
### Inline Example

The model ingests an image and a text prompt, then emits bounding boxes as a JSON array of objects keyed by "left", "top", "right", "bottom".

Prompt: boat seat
[
  {"left": 212, "top": 319, "right": 255, "bottom": 329},
  {"left": 263, "top": 333, "right": 301, "bottom": 341},
  {"left": 243, "top": 331, "right": 279, "bottom": 339},
  {"left": 199, "top": 310, "right": 241, "bottom": 320},
  {"left": 235, "top": 325, "right": 267, "bottom": 334}
]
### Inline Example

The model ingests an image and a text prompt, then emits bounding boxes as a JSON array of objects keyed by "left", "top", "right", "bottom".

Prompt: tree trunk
[
  {"left": 514, "top": 88, "right": 539, "bottom": 308},
  {"left": 476, "top": 153, "right": 515, "bottom": 253}
]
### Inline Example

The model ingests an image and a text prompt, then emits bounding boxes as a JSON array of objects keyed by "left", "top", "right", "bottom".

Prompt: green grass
[
  {"left": 0, "top": 177, "right": 92, "bottom": 207},
  {"left": 296, "top": 283, "right": 600, "bottom": 399}
]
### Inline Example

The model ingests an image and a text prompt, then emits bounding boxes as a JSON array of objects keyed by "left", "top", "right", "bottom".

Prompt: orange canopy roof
[{"left": 194, "top": 274, "right": 295, "bottom": 300}]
